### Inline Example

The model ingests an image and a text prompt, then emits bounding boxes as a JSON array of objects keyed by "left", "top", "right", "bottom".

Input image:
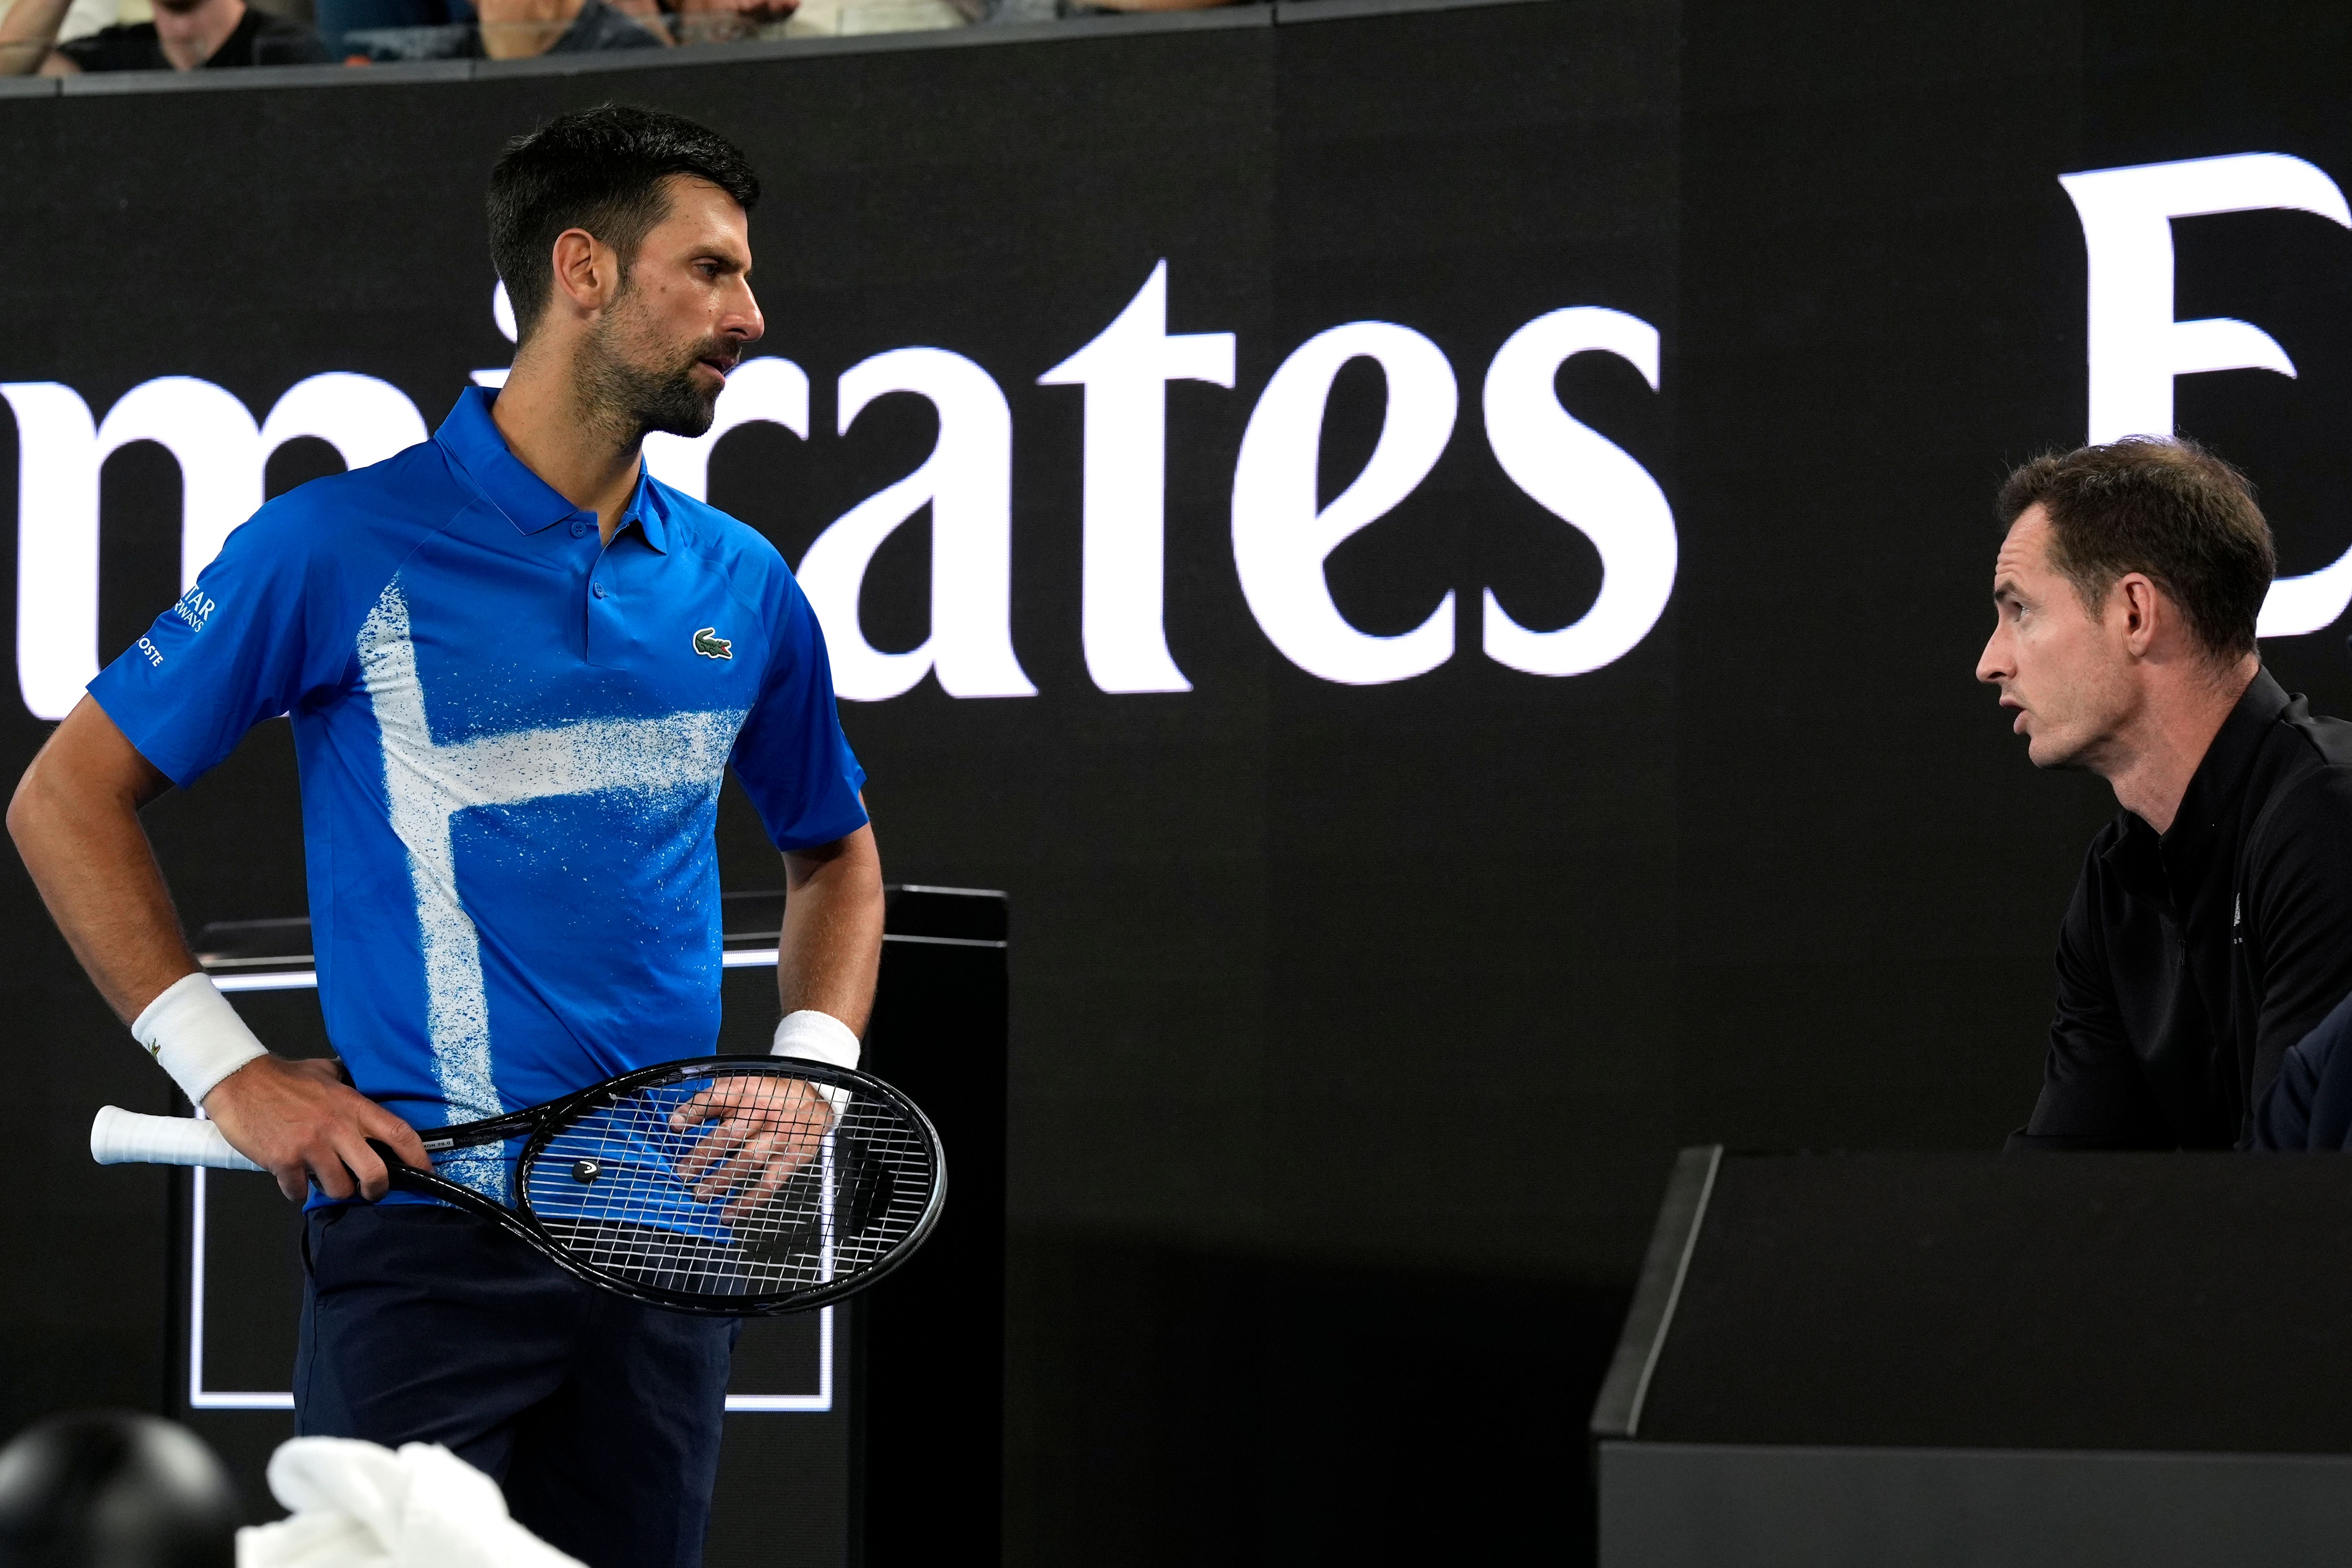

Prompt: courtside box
[{"left": 1592, "top": 1150, "right": 2352, "bottom": 1568}]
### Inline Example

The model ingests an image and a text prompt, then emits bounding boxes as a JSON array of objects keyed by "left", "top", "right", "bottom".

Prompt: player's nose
[
  {"left": 730, "top": 284, "right": 765, "bottom": 345},
  {"left": 1976, "top": 631, "right": 2007, "bottom": 685}
]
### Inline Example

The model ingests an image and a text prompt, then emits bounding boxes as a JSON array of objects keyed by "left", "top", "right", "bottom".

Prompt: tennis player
[{"left": 7, "top": 105, "right": 880, "bottom": 1567}]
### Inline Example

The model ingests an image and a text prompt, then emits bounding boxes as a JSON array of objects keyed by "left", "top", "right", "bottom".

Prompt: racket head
[{"left": 494, "top": 1056, "right": 945, "bottom": 1317}]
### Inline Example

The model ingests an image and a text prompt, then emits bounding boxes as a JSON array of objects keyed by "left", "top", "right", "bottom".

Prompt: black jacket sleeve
[
  {"left": 2008, "top": 846, "right": 2173, "bottom": 1151},
  {"left": 2247, "top": 766, "right": 2352, "bottom": 1148}
]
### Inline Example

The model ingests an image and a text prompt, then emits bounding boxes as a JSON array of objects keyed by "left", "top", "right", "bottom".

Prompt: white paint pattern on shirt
[{"left": 356, "top": 579, "right": 743, "bottom": 1190}]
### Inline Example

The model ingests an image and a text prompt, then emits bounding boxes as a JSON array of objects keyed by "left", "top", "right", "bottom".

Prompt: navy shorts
[{"left": 295, "top": 1203, "right": 740, "bottom": 1568}]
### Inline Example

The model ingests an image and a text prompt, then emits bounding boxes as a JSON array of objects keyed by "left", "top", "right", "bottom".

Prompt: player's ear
[
  {"left": 2115, "top": 573, "right": 2161, "bottom": 655},
  {"left": 547, "top": 227, "right": 615, "bottom": 319}
]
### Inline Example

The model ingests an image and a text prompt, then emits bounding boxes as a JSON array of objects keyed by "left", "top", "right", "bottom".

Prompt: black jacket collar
[{"left": 2105, "top": 667, "right": 2290, "bottom": 910}]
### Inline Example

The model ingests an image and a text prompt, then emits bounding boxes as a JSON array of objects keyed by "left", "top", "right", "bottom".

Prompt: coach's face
[
  {"left": 1978, "top": 505, "right": 2137, "bottom": 771},
  {"left": 592, "top": 174, "right": 766, "bottom": 438}
]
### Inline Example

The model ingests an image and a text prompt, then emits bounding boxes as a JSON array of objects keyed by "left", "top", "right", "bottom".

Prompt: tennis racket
[{"left": 90, "top": 1055, "right": 945, "bottom": 1318}]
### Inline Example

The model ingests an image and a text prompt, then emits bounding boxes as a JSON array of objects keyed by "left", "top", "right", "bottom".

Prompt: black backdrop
[{"left": 4, "top": 0, "right": 2352, "bottom": 1561}]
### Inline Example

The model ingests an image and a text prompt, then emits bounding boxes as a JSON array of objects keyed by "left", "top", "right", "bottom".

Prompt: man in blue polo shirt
[{"left": 7, "top": 107, "right": 882, "bottom": 1567}]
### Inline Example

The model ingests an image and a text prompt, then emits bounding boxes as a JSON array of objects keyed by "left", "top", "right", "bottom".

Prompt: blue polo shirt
[{"left": 90, "top": 389, "right": 868, "bottom": 1195}]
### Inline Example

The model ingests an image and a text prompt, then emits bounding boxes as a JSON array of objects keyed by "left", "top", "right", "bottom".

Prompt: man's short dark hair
[
  {"left": 488, "top": 104, "right": 760, "bottom": 343},
  {"left": 1997, "top": 436, "right": 2275, "bottom": 663}
]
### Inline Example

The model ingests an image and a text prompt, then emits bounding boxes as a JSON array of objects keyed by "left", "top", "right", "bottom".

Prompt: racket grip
[{"left": 90, "top": 1105, "right": 265, "bottom": 1172}]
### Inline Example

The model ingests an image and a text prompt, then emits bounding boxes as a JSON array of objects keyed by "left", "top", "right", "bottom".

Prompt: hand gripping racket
[{"left": 90, "top": 1056, "right": 945, "bottom": 1317}]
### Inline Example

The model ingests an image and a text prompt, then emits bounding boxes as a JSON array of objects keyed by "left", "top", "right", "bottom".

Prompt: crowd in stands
[{"left": 0, "top": 0, "right": 1217, "bottom": 72}]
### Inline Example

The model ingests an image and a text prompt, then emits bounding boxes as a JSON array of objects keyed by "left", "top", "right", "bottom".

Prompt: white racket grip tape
[{"left": 90, "top": 1105, "right": 265, "bottom": 1172}]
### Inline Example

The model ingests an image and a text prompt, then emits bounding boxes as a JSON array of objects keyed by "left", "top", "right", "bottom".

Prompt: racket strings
[{"left": 515, "top": 1070, "right": 936, "bottom": 1302}]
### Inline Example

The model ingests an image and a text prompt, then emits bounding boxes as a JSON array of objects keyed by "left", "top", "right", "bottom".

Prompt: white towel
[{"left": 237, "top": 1437, "right": 584, "bottom": 1568}]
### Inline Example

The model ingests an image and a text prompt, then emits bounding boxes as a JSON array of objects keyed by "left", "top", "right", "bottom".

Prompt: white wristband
[
  {"left": 770, "top": 1009, "right": 860, "bottom": 1069},
  {"left": 772, "top": 1010, "right": 858, "bottom": 1115},
  {"left": 132, "top": 972, "right": 268, "bottom": 1107}
]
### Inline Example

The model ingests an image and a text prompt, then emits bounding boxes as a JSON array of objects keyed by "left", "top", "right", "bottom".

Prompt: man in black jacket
[{"left": 1978, "top": 437, "right": 2352, "bottom": 1150}]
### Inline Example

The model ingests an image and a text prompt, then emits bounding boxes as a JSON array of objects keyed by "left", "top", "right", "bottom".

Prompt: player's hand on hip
[
  {"left": 201, "top": 1055, "right": 430, "bottom": 1203},
  {"left": 671, "top": 1072, "right": 834, "bottom": 1222}
]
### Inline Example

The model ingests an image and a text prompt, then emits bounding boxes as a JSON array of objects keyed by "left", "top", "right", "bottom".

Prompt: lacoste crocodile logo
[{"left": 692, "top": 628, "right": 733, "bottom": 660}]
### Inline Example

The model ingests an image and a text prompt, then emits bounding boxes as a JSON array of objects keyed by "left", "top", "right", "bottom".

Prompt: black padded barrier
[{"left": 1592, "top": 1152, "right": 2352, "bottom": 1567}]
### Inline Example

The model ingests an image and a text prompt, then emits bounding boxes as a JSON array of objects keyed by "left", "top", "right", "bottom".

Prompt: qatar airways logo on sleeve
[
  {"left": 0, "top": 261, "right": 1677, "bottom": 718},
  {"left": 170, "top": 586, "right": 216, "bottom": 634}
]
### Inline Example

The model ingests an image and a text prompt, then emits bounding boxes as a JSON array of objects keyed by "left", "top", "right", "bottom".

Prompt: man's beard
[{"left": 576, "top": 307, "right": 736, "bottom": 441}]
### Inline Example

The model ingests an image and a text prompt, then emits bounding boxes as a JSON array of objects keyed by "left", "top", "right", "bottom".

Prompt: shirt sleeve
[
  {"left": 729, "top": 572, "right": 869, "bottom": 853},
  {"left": 85, "top": 497, "right": 348, "bottom": 787},
  {"left": 2008, "top": 847, "right": 2174, "bottom": 1151},
  {"left": 2245, "top": 767, "right": 2352, "bottom": 1148}
]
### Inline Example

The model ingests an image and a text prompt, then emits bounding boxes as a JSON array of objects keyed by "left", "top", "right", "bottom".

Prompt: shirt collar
[
  {"left": 2100, "top": 667, "right": 2289, "bottom": 906},
  {"left": 433, "top": 387, "right": 666, "bottom": 553},
  {"left": 632, "top": 472, "right": 670, "bottom": 554},
  {"left": 2165, "top": 666, "right": 2291, "bottom": 849}
]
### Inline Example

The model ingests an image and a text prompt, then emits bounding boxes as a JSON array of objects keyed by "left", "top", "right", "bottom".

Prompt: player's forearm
[
  {"left": 777, "top": 824, "right": 883, "bottom": 1035},
  {"left": 7, "top": 704, "right": 197, "bottom": 1023},
  {"left": 0, "top": 0, "right": 72, "bottom": 75}
]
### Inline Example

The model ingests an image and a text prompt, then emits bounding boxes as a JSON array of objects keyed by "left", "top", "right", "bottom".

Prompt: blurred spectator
[
  {"left": 337, "top": 0, "right": 667, "bottom": 57},
  {"left": 665, "top": 0, "right": 794, "bottom": 46},
  {"left": 0, "top": 0, "right": 328, "bottom": 71},
  {"left": 339, "top": 0, "right": 804, "bottom": 58},
  {"left": 468, "top": 0, "right": 660, "bottom": 54},
  {"left": 313, "top": 0, "right": 464, "bottom": 57},
  {"left": 0, "top": 1410, "right": 240, "bottom": 1568},
  {"left": 775, "top": 0, "right": 955, "bottom": 31}
]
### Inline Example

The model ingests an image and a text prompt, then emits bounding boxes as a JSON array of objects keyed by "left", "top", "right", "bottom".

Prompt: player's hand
[
  {"left": 670, "top": 1073, "right": 834, "bottom": 1225},
  {"left": 202, "top": 1055, "right": 429, "bottom": 1203}
]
